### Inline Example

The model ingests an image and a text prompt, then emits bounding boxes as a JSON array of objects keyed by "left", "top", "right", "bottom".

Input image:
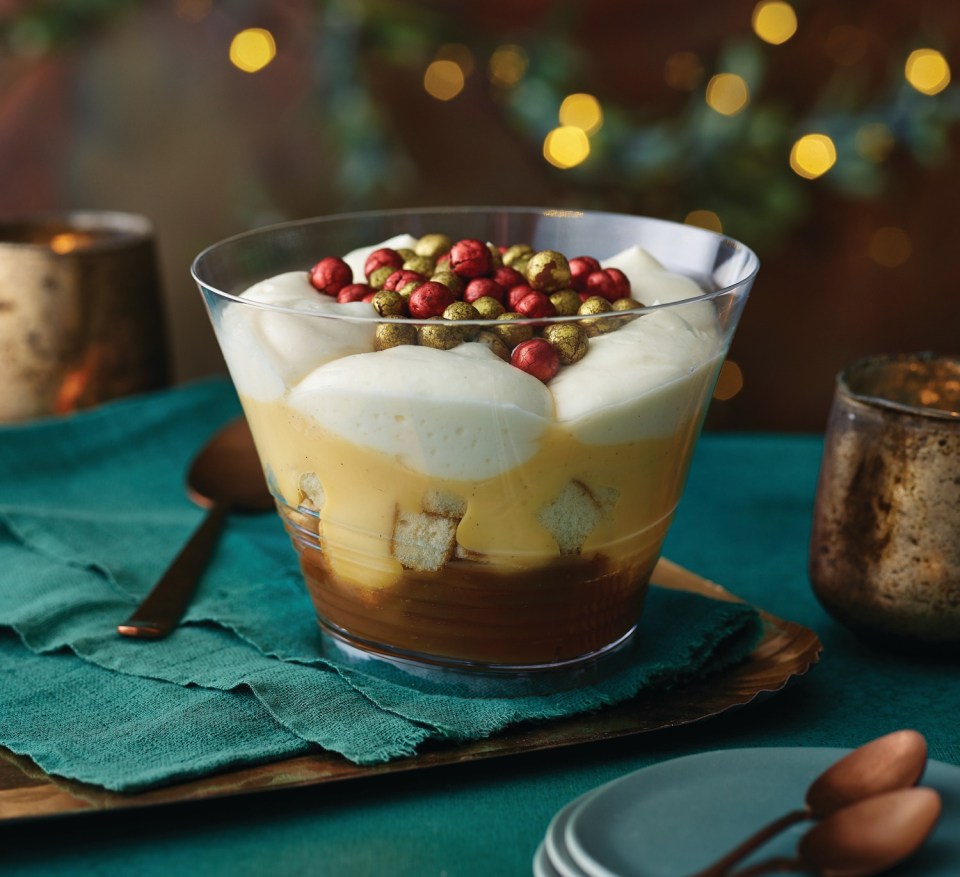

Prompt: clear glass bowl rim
[{"left": 191, "top": 206, "right": 760, "bottom": 326}]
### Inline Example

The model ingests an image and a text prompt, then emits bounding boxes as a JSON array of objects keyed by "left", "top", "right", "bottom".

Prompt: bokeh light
[
  {"left": 905, "top": 48, "right": 951, "bottom": 96},
  {"left": 543, "top": 126, "right": 591, "bottom": 169},
  {"left": 713, "top": 361, "right": 744, "bottom": 401},
  {"left": 751, "top": 1, "right": 798, "bottom": 46},
  {"left": 684, "top": 210, "right": 723, "bottom": 233},
  {"left": 488, "top": 44, "right": 528, "bottom": 88},
  {"left": 436, "top": 43, "right": 475, "bottom": 78},
  {"left": 705, "top": 73, "right": 750, "bottom": 116},
  {"left": 229, "top": 28, "right": 276, "bottom": 73},
  {"left": 790, "top": 133, "right": 837, "bottom": 179},
  {"left": 424, "top": 59, "right": 465, "bottom": 101},
  {"left": 868, "top": 227, "right": 913, "bottom": 267},
  {"left": 558, "top": 93, "right": 603, "bottom": 135},
  {"left": 664, "top": 51, "right": 704, "bottom": 91}
]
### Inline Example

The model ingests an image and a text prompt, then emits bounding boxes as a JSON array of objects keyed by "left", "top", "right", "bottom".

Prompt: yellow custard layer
[{"left": 241, "top": 393, "right": 709, "bottom": 591}]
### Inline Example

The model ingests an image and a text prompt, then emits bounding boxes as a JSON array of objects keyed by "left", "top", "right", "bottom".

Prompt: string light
[
  {"left": 543, "top": 126, "right": 590, "bottom": 169},
  {"left": 229, "top": 28, "right": 276, "bottom": 73},
  {"left": 905, "top": 48, "right": 951, "bottom": 96},
  {"left": 424, "top": 59, "right": 465, "bottom": 101},
  {"left": 558, "top": 93, "right": 603, "bottom": 135},
  {"left": 705, "top": 73, "right": 750, "bottom": 116},
  {"left": 751, "top": 1, "right": 798, "bottom": 46},
  {"left": 790, "top": 133, "right": 836, "bottom": 179},
  {"left": 488, "top": 44, "right": 528, "bottom": 89},
  {"left": 713, "top": 361, "right": 744, "bottom": 401},
  {"left": 868, "top": 227, "right": 912, "bottom": 267},
  {"left": 684, "top": 210, "right": 723, "bottom": 233}
]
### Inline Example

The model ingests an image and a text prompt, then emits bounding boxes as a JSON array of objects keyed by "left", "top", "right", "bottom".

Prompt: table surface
[{"left": 4, "top": 432, "right": 958, "bottom": 876}]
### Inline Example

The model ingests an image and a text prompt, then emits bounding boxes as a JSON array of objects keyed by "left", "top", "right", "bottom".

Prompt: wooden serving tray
[{"left": 0, "top": 559, "right": 822, "bottom": 822}]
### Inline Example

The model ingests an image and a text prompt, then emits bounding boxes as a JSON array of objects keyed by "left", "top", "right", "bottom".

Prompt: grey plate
[{"left": 562, "top": 747, "right": 960, "bottom": 877}]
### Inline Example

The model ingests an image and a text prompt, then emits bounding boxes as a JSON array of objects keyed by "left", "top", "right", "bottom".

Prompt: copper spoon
[
  {"left": 117, "top": 417, "right": 273, "bottom": 639},
  {"left": 689, "top": 730, "right": 928, "bottom": 877},
  {"left": 727, "top": 786, "right": 942, "bottom": 877}
]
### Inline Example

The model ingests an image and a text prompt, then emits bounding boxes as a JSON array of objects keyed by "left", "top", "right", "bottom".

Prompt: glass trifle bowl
[{"left": 193, "top": 208, "right": 758, "bottom": 680}]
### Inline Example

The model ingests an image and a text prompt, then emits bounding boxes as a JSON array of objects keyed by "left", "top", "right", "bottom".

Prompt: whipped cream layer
[
  {"left": 288, "top": 344, "right": 553, "bottom": 481},
  {"left": 218, "top": 238, "right": 723, "bottom": 481}
]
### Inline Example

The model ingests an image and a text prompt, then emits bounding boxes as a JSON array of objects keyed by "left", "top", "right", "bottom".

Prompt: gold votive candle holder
[{"left": 0, "top": 211, "right": 169, "bottom": 422}]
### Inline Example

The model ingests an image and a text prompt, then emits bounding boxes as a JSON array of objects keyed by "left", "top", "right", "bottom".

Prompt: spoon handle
[
  {"left": 686, "top": 809, "right": 809, "bottom": 877},
  {"left": 117, "top": 502, "right": 229, "bottom": 639}
]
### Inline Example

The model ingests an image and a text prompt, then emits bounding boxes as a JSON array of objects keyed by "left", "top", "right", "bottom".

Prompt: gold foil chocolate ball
[
  {"left": 610, "top": 297, "right": 645, "bottom": 324},
  {"left": 375, "top": 317, "right": 418, "bottom": 350},
  {"left": 371, "top": 289, "right": 406, "bottom": 317},
  {"left": 369, "top": 266, "right": 395, "bottom": 290},
  {"left": 474, "top": 330, "right": 511, "bottom": 361},
  {"left": 494, "top": 312, "right": 535, "bottom": 348},
  {"left": 403, "top": 255, "right": 435, "bottom": 276},
  {"left": 526, "top": 250, "right": 572, "bottom": 292},
  {"left": 472, "top": 295, "right": 506, "bottom": 319},
  {"left": 430, "top": 270, "right": 465, "bottom": 296},
  {"left": 543, "top": 323, "right": 589, "bottom": 364},
  {"left": 549, "top": 289, "right": 582, "bottom": 316},
  {"left": 415, "top": 233, "right": 452, "bottom": 259},
  {"left": 418, "top": 321, "right": 462, "bottom": 350},
  {"left": 502, "top": 243, "right": 533, "bottom": 267},
  {"left": 486, "top": 242, "right": 503, "bottom": 268},
  {"left": 398, "top": 280, "right": 422, "bottom": 298},
  {"left": 578, "top": 295, "right": 618, "bottom": 336},
  {"left": 512, "top": 255, "right": 531, "bottom": 275},
  {"left": 396, "top": 247, "right": 417, "bottom": 261},
  {"left": 443, "top": 301, "right": 481, "bottom": 341},
  {"left": 611, "top": 297, "right": 645, "bottom": 311}
]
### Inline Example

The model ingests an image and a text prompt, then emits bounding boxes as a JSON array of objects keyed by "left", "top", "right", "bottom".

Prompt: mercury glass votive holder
[
  {"left": 810, "top": 352, "right": 960, "bottom": 655},
  {"left": 0, "top": 211, "right": 169, "bottom": 422}
]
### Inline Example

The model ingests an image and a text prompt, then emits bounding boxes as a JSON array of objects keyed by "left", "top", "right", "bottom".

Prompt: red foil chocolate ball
[
  {"left": 584, "top": 269, "right": 623, "bottom": 302},
  {"left": 492, "top": 265, "right": 524, "bottom": 290},
  {"left": 511, "top": 338, "right": 560, "bottom": 383},
  {"left": 464, "top": 278, "right": 505, "bottom": 304},
  {"left": 384, "top": 269, "right": 426, "bottom": 292},
  {"left": 309, "top": 256, "right": 353, "bottom": 296},
  {"left": 604, "top": 267, "right": 631, "bottom": 300},
  {"left": 449, "top": 238, "right": 493, "bottom": 278},
  {"left": 569, "top": 256, "right": 601, "bottom": 291},
  {"left": 363, "top": 248, "right": 404, "bottom": 279},
  {"left": 408, "top": 281, "right": 455, "bottom": 318},
  {"left": 507, "top": 283, "right": 536, "bottom": 310},
  {"left": 337, "top": 283, "right": 372, "bottom": 303},
  {"left": 515, "top": 291, "right": 557, "bottom": 318}
]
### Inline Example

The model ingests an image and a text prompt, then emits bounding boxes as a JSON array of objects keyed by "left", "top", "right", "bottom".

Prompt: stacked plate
[{"left": 533, "top": 748, "right": 960, "bottom": 877}]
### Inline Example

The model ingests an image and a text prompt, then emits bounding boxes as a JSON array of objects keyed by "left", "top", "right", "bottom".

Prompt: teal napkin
[{"left": 0, "top": 380, "right": 762, "bottom": 791}]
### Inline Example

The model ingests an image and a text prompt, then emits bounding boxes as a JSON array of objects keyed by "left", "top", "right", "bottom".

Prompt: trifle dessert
[{"left": 194, "top": 209, "right": 757, "bottom": 673}]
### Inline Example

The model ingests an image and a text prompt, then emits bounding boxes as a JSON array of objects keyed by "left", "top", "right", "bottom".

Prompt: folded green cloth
[{"left": 0, "top": 380, "right": 761, "bottom": 791}]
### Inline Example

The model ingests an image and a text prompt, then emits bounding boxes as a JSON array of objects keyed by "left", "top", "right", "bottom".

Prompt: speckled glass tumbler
[{"left": 809, "top": 353, "right": 960, "bottom": 654}]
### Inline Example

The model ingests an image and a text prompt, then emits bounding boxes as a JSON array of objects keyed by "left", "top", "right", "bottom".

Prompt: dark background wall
[{"left": 1, "top": 0, "right": 957, "bottom": 431}]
